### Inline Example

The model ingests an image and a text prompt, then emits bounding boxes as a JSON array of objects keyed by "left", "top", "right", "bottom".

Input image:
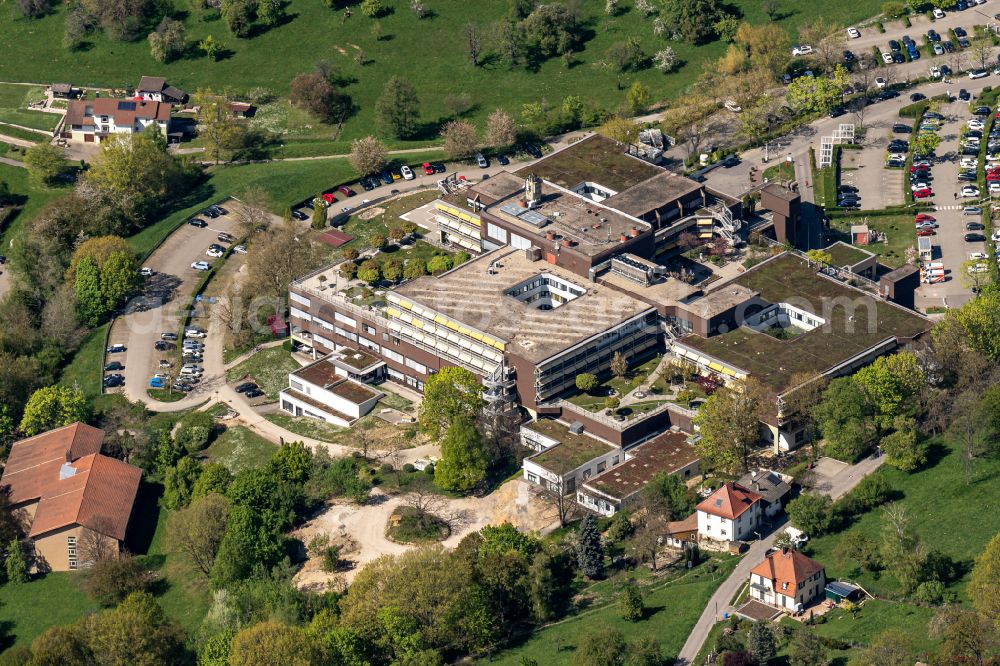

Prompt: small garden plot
[
  {"left": 203, "top": 425, "right": 277, "bottom": 473},
  {"left": 385, "top": 504, "right": 451, "bottom": 545},
  {"left": 225, "top": 346, "right": 300, "bottom": 400}
]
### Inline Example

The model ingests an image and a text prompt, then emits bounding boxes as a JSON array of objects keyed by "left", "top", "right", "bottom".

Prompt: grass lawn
[
  {"left": 339, "top": 190, "right": 440, "bottom": 250},
  {"left": 0, "top": 123, "right": 48, "bottom": 143},
  {"left": 58, "top": 323, "right": 109, "bottom": 399},
  {"left": 813, "top": 163, "right": 837, "bottom": 208},
  {"left": 829, "top": 214, "right": 916, "bottom": 269},
  {"left": 378, "top": 386, "right": 415, "bottom": 412},
  {"left": 0, "top": 162, "right": 72, "bottom": 253},
  {"left": 0, "top": 84, "right": 56, "bottom": 131},
  {"left": 0, "top": 572, "right": 97, "bottom": 651},
  {"left": 225, "top": 346, "right": 300, "bottom": 400},
  {"left": 763, "top": 161, "right": 795, "bottom": 183},
  {"left": 126, "top": 157, "right": 359, "bottom": 259},
  {"left": 264, "top": 412, "right": 348, "bottom": 443},
  {"left": 0, "top": 1, "right": 879, "bottom": 149},
  {"left": 804, "top": 439, "right": 1000, "bottom": 601},
  {"left": 485, "top": 557, "right": 740, "bottom": 665},
  {"left": 788, "top": 600, "right": 937, "bottom": 654},
  {"left": 202, "top": 425, "right": 277, "bottom": 473}
]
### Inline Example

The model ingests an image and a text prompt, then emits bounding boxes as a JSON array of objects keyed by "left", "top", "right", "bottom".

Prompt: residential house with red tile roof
[
  {"left": 64, "top": 98, "right": 170, "bottom": 144},
  {"left": 696, "top": 482, "right": 764, "bottom": 543},
  {"left": 0, "top": 423, "right": 142, "bottom": 571},
  {"left": 749, "top": 547, "right": 826, "bottom": 612}
]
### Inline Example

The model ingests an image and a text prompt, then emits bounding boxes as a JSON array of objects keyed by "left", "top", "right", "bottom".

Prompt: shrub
[
  {"left": 379, "top": 463, "right": 393, "bottom": 473},
  {"left": 83, "top": 555, "right": 152, "bottom": 606},
  {"left": 402, "top": 463, "right": 416, "bottom": 473}
]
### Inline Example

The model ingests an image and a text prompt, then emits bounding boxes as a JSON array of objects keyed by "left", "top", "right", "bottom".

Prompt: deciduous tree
[
  {"left": 19, "top": 385, "right": 89, "bottom": 436},
  {"left": 693, "top": 378, "right": 768, "bottom": 474},
  {"left": 970, "top": 530, "right": 1000, "bottom": 632},
  {"left": 23, "top": 143, "right": 67, "bottom": 187},
  {"left": 434, "top": 415, "right": 489, "bottom": 492},
  {"left": 441, "top": 119, "right": 479, "bottom": 160},
  {"left": 349, "top": 136, "right": 388, "bottom": 176},
  {"left": 486, "top": 109, "right": 518, "bottom": 149}
]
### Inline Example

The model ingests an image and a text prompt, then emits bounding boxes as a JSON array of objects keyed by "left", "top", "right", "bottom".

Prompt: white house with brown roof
[
  {"left": 749, "top": 548, "right": 826, "bottom": 612},
  {"left": 0, "top": 423, "right": 142, "bottom": 572},
  {"left": 64, "top": 98, "right": 170, "bottom": 143},
  {"left": 279, "top": 356, "right": 384, "bottom": 427},
  {"left": 135, "top": 76, "right": 189, "bottom": 105},
  {"left": 696, "top": 482, "right": 764, "bottom": 543}
]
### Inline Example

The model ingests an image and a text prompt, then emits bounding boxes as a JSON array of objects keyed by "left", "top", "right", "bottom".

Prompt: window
[
  {"left": 290, "top": 292, "right": 311, "bottom": 307},
  {"left": 334, "top": 326, "right": 357, "bottom": 342},
  {"left": 289, "top": 306, "right": 311, "bottom": 321},
  {"left": 487, "top": 223, "right": 508, "bottom": 243},
  {"left": 363, "top": 324, "right": 376, "bottom": 336},
  {"left": 68, "top": 536, "right": 78, "bottom": 570},
  {"left": 358, "top": 337, "right": 380, "bottom": 353},
  {"left": 405, "top": 357, "right": 427, "bottom": 374},
  {"left": 334, "top": 312, "right": 357, "bottom": 328},
  {"left": 527, "top": 473, "right": 538, "bottom": 483},
  {"left": 510, "top": 234, "right": 531, "bottom": 250},
  {"left": 290, "top": 380, "right": 303, "bottom": 391},
  {"left": 383, "top": 348, "right": 404, "bottom": 363},
  {"left": 597, "top": 461, "right": 607, "bottom": 473}
]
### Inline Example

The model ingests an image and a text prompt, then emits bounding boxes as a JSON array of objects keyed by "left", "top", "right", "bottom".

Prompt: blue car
[
  {"left": 149, "top": 377, "right": 165, "bottom": 388},
  {"left": 907, "top": 46, "right": 919, "bottom": 60}
]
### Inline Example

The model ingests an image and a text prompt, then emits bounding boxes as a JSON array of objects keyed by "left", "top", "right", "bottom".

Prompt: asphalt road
[
  {"left": 674, "top": 454, "right": 886, "bottom": 665},
  {"left": 107, "top": 211, "right": 241, "bottom": 409}
]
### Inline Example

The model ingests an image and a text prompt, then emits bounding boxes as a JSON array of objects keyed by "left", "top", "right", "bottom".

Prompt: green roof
[
  {"left": 515, "top": 134, "right": 661, "bottom": 193},
  {"left": 679, "top": 254, "right": 931, "bottom": 394},
  {"left": 527, "top": 420, "right": 616, "bottom": 475},
  {"left": 824, "top": 241, "right": 873, "bottom": 267}
]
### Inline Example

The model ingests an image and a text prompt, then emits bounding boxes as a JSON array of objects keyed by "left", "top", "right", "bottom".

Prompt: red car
[
  {"left": 916, "top": 228, "right": 937, "bottom": 236},
  {"left": 422, "top": 162, "right": 435, "bottom": 175},
  {"left": 914, "top": 213, "right": 935, "bottom": 222},
  {"left": 913, "top": 188, "right": 933, "bottom": 199},
  {"left": 322, "top": 192, "right": 336, "bottom": 204},
  {"left": 338, "top": 185, "right": 356, "bottom": 197}
]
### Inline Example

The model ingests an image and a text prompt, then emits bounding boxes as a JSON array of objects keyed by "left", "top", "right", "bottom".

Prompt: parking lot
[
  {"left": 841, "top": 136, "right": 904, "bottom": 209},
  {"left": 104, "top": 204, "right": 243, "bottom": 407},
  {"left": 914, "top": 94, "right": 990, "bottom": 309}
]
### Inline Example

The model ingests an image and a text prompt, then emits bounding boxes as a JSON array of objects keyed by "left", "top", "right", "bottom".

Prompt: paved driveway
[
  {"left": 108, "top": 209, "right": 241, "bottom": 409},
  {"left": 674, "top": 454, "right": 886, "bottom": 665},
  {"left": 914, "top": 95, "right": 988, "bottom": 310}
]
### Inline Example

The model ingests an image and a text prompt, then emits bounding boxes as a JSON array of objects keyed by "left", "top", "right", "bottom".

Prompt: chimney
[
  {"left": 620, "top": 233, "right": 628, "bottom": 242},
  {"left": 630, "top": 226, "right": 641, "bottom": 238},
  {"left": 65, "top": 448, "right": 72, "bottom": 463},
  {"left": 545, "top": 230, "right": 556, "bottom": 241},
  {"left": 525, "top": 173, "right": 542, "bottom": 209},
  {"left": 781, "top": 546, "right": 789, "bottom": 555}
]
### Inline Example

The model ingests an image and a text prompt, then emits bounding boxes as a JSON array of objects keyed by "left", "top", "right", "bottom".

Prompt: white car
[
  {"left": 206, "top": 247, "right": 224, "bottom": 258},
  {"left": 792, "top": 45, "right": 814, "bottom": 56},
  {"left": 992, "top": 231, "right": 1000, "bottom": 242},
  {"left": 911, "top": 182, "right": 930, "bottom": 191},
  {"left": 989, "top": 182, "right": 1000, "bottom": 193},
  {"left": 400, "top": 165, "right": 414, "bottom": 180},
  {"left": 969, "top": 251, "right": 989, "bottom": 261},
  {"left": 961, "top": 186, "right": 981, "bottom": 198},
  {"left": 191, "top": 261, "right": 211, "bottom": 271},
  {"left": 140, "top": 267, "right": 154, "bottom": 277},
  {"left": 724, "top": 100, "right": 742, "bottom": 113},
  {"left": 881, "top": 51, "right": 894, "bottom": 64},
  {"left": 875, "top": 77, "right": 888, "bottom": 88},
  {"left": 185, "top": 328, "right": 206, "bottom": 338},
  {"left": 847, "top": 27, "right": 860, "bottom": 39},
  {"left": 961, "top": 157, "right": 979, "bottom": 169},
  {"left": 933, "top": 7, "right": 946, "bottom": 18},
  {"left": 233, "top": 245, "right": 247, "bottom": 255},
  {"left": 930, "top": 65, "right": 942, "bottom": 79},
  {"left": 968, "top": 262, "right": 989, "bottom": 273},
  {"left": 181, "top": 364, "right": 204, "bottom": 373},
  {"left": 969, "top": 119, "right": 985, "bottom": 130},
  {"left": 970, "top": 69, "right": 990, "bottom": 79}
]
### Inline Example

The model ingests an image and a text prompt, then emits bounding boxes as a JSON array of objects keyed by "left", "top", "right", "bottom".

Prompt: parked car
[
  {"left": 915, "top": 213, "right": 936, "bottom": 222},
  {"left": 107, "top": 343, "right": 126, "bottom": 353},
  {"left": 927, "top": 29, "right": 940, "bottom": 42},
  {"left": 235, "top": 382, "right": 259, "bottom": 393},
  {"left": 524, "top": 144, "right": 543, "bottom": 159},
  {"left": 967, "top": 222, "right": 986, "bottom": 231},
  {"left": 847, "top": 27, "right": 860, "bottom": 39},
  {"left": 401, "top": 165, "right": 415, "bottom": 180},
  {"left": 889, "top": 39, "right": 901, "bottom": 52},
  {"left": 955, "top": 26, "right": 968, "bottom": 37},
  {"left": 910, "top": 92, "right": 926, "bottom": 102},
  {"left": 291, "top": 210, "right": 308, "bottom": 221},
  {"left": 422, "top": 162, "right": 435, "bottom": 175},
  {"left": 338, "top": 185, "right": 356, "bottom": 197},
  {"left": 191, "top": 261, "right": 211, "bottom": 271},
  {"left": 206, "top": 247, "right": 224, "bottom": 258},
  {"left": 913, "top": 188, "right": 934, "bottom": 198},
  {"left": 104, "top": 361, "right": 124, "bottom": 371},
  {"left": 475, "top": 153, "right": 489, "bottom": 168},
  {"left": 244, "top": 388, "right": 265, "bottom": 399},
  {"left": 917, "top": 228, "right": 937, "bottom": 236},
  {"left": 185, "top": 327, "right": 206, "bottom": 338},
  {"left": 154, "top": 341, "right": 173, "bottom": 352},
  {"left": 965, "top": 233, "right": 987, "bottom": 242},
  {"left": 432, "top": 162, "right": 447, "bottom": 173},
  {"left": 960, "top": 89, "right": 972, "bottom": 101},
  {"left": 933, "top": 7, "right": 946, "bottom": 17},
  {"left": 201, "top": 208, "right": 219, "bottom": 219},
  {"left": 964, "top": 206, "right": 984, "bottom": 215},
  {"left": 187, "top": 218, "right": 207, "bottom": 228},
  {"left": 234, "top": 245, "right": 247, "bottom": 254},
  {"left": 792, "top": 45, "right": 814, "bottom": 56},
  {"left": 379, "top": 170, "right": 393, "bottom": 185},
  {"left": 497, "top": 154, "right": 510, "bottom": 166}
]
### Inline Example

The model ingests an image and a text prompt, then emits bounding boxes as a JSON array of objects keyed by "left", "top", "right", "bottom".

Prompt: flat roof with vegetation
[
  {"left": 515, "top": 134, "right": 662, "bottom": 193},
  {"left": 526, "top": 420, "right": 616, "bottom": 475},
  {"left": 824, "top": 241, "right": 874, "bottom": 267},
  {"left": 678, "top": 253, "right": 931, "bottom": 394}
]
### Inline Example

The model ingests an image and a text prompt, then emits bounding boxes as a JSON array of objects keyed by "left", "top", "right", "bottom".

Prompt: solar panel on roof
[
  {"left": 519, "top": 210, "right": 551, "bottom": 227},
  {"left": 499, "top": 202, "right": 527, "bottom": 217}
]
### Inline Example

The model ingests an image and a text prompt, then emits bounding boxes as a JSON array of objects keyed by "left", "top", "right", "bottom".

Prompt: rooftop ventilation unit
[
  {"left": 569, "top": 422, "right": 585, "bottom": 434},
  {"left": 610, "top": 253, "right": 663, "bottom": 287}
]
